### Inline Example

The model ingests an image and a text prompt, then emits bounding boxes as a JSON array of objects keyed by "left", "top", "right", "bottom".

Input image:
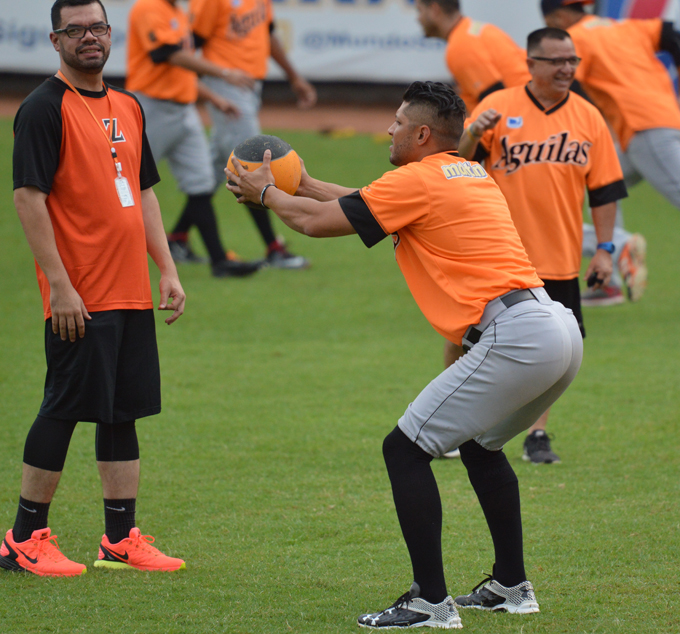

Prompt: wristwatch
[{"left": 596, "top": 241, "right": 615, "bottom": 254}]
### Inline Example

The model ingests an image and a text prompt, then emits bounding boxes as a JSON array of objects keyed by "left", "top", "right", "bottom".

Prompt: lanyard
[{"left": 56, "top": 70, "right": 123, "bottom": 176}]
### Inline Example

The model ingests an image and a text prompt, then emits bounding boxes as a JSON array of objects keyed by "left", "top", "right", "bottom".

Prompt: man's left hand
[
  {"left": 159, "top": 274, "right": 186, "bottom": 325},
  {"left": 226, "top": 149, "right": 276, "bottom": 206},
  {"left": 291, "top": 77, "right": 317, "bottom": 109},
  {"left": 584, "top": 250, "right": 613, "bottom": 289}
]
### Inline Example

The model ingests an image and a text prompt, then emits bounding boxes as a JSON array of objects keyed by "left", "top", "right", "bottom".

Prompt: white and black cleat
[
  {"left": 358, "top": 582, "right": 463, "bottom": 629},
  {"left": 454, "top": 575, "right": 539, "bottom": 614}
]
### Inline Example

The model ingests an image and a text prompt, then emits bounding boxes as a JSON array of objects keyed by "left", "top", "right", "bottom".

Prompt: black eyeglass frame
[
  {"left": 53, "top": 23, "right": 111, "bottom": 39},
  {"left": 529, "top": 56, "right": 582, "bottom": 67}
]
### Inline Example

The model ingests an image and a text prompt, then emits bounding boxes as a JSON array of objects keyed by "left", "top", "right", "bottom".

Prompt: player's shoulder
[
  {"left": 15, "top": 77, "right": 67, "bottom": 126},
  {"left": 566, "top": 90, "right": 606, "bottom": 120},
  {"left": 476, "top": 84, "right": 525, "bottom": 111},
  {"left": 107, "top": 84, "right": 144, "bottom": 110}
]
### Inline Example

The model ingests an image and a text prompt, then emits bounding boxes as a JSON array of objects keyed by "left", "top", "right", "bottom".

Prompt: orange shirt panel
[
  {"left": 570, "top": 15, "right": 680, "bottom": 149},
  {"left": 190, "top": 0, "right": 272, "bottom": 79},
  {"left": 474, "top": 86, "right": 623, "bottom": 280},
  {"left": 446, "top": 17, "right": 531, "bottom": 113},
  {"left": 126, "top": 0, "right": 198, "bottom": 103},
  {"left": 38, "top": 88, "right": 152, "bottom": 319},
  {"left": 359, "top": 153, "right": 542, "bottom": 344}
]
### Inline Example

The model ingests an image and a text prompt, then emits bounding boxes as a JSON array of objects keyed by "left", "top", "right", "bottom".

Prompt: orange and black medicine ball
[{"left": 227, "top": 135, "right": 301, "bottom": 209}]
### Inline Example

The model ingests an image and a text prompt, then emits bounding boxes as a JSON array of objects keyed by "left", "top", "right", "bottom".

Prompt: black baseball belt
[{"left": 462, "top": 289, "right": 538, "bottom": 352}]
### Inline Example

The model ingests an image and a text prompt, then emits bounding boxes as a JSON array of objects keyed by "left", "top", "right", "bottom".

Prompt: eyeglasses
[
  {"left": 529, "top": 56, "right": 582, "bottom": 67},
  {"left": 53, "top": 23, "right": 110, "bottom": 39}
]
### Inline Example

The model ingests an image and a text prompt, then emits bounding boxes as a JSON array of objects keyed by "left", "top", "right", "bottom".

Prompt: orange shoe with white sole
[
  {"left": 94, "top": 527, "right": 185, "bottom": 571},
  {"left": 0, "top": 528, "right": 87, "bottom": 577}
]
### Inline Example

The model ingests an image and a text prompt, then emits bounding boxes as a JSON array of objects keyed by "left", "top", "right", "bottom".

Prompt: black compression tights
[{"left": 382, "top": 427, "right": 527, "bottom": 603}]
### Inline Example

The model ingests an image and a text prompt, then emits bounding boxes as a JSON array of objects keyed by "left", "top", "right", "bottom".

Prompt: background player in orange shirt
[
  {"left": 190, "top": 0, "right": 317, "bottom": 269},
  {"left": 413, "top": 0, "right": 530, "bottom": 114},
  {"left": 542, "top": 0, "right": 680, "bottom": 302},
  {"left": 458, "top": 27, "right": 627, "bottom": 464},
  {"left": 127, "top": 0, "right": 261, "bottom": 278},
  {"left": 228, "top": 81, "right": 583, "bottom": 626},
  {"left": 1, "top": 0, "right": 186, "bottom": 577}
]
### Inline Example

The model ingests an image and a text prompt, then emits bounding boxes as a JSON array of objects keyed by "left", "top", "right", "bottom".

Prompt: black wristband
[{"left": 260, "top": 183, "right": 277, "bottom": 209}]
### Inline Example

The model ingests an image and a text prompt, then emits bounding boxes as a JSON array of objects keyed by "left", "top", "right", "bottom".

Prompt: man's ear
[
  {"left": 417, "top": 125, "right": 431, "bottom": 145},
  {"left": 50, "top": 32, "right": 61, "bottom": 53}
]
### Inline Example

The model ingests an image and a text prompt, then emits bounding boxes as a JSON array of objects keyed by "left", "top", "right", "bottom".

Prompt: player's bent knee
[
  {"left": 23, "top": 416, "right": 78, "bottom": 472},
  {"left": 459, "top": 440, "right": 517, "bottom": 493},
  {"left": 95, "top": 420, "right": 140, "bottom": 462},
  {"left": 383, "top": 426, "right": 433, "bottom": 470}
]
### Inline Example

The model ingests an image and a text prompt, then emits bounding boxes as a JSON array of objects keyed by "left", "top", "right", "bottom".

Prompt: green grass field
[{"left": 0, "top": 115, "right": 678, "bottom": 634}]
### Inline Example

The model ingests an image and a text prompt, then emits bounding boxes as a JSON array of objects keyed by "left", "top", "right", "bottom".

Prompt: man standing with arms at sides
[
  {"left": 127, "top": 0, "right": 261, "bottom": 278},
  {"left": 0, "top": 0, "right": 186, "bottom": 577},
  {"left": 190, "top": 0, "right": 317, "bottom": 269},
  {"left": 414, "top": 0, "right": 530, "bottom": 114},
  {"left": 228, "top": 81, "right": 583, "bottom": 627},
  {"left": 457, "top": 27, "right": 626, "bottom": 464},
  {"left": 542, "top": 0, "right": 680, "bottom": 300}
]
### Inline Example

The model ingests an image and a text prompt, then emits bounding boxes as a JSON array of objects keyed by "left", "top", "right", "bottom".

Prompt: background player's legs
[
  {"left": 205, "top": 78, "right": 309, "bottom": 268},
  {"left": 626, "top": 128, "right": 680, "bottom": 209}
]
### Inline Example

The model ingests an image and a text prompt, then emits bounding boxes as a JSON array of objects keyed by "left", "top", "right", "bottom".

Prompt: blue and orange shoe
[
  {"left": 94, "top": 528, "right": 185, "bottom": 571},
  {"left": 0, "top": 528, "right": 87, "bottom": 577}
]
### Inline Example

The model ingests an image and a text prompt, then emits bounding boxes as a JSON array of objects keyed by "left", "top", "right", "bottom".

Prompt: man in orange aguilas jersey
[
  {"left": 543, "top": 0, "right": 680, "bottom": 302},
  {"left": 228, "top": 81, "right": 583, "bottom": 627},
  {"left": 190, "top": 0, "right": 317, "bottom": 269},
  {"left": 0, "top": 0, "right": 186, "bottom": 577},
  {"left": 127, "top": 0, "right": 261, "bottom": 278},
  {"left": 458, "top": 27, "right": 627, "bottom": 465}
]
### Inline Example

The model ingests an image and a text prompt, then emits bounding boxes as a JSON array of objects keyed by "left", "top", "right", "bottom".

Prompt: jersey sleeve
[
  {"left": 355, "top": 166, "right": 430, "bottom": 238},
  {"left": 585, "top": 110, "right": 627, "bottom": 207},
  {"left": 447, "top": 29, "right": 504, "bottom": 104},
  {"left": 189, "top": 0, "right": 220, "bottom": 40},
  {"left": 12, "top": 87, "right": 63, "bottom": 194},
  {"left": 633, "top": 18, "right": 664, "bottom": 52},
  {"left": 468, "top": 98, "right": 495, "bottom": 159},
  {"left": 338, "top": 191, "right": 388, "bottom": 248}
]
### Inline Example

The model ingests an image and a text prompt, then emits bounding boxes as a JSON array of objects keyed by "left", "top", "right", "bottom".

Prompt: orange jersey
[
  {"left": 473, "top": 85, "right": 626, "bottom": 280},
  {"left": 13, "top": 78, "right": 160, "bottom": 320},
  {"left": 126, "top": 0, "right": 198, "bottom": 104},
  {"left": 446, "top": 17, "right": 531, "bottom": 113},
  {"left": 569, "top": 15, "right": 680, "bottom": 150},
  {"left": 190, "top": 0, "right": 273, "bottom": 79},
  {"left": 338, "top": 152, "right": 543, "bottom": 345}
]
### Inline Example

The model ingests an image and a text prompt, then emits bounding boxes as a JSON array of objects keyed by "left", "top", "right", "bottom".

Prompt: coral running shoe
[
  {"left": 94, "top": 527, "right": 186, "bottom": 571},
  {"left": 0, "top": 528, "right": 86, "bottom": 577}
]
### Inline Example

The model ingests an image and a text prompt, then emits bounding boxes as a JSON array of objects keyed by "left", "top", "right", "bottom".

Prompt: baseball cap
[{"left": 540, "top": 0, "right": 594, "bottom": 16}]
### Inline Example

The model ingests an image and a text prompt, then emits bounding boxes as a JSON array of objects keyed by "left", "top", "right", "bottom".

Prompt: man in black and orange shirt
[
  {"left": 228, "top": 81, "right": 583, "bottom": 627},
  {"left": 0, "top": 0, "right": 185, "bottom": 577},
  {"left": 459, "top": 27, "right": 626, "bottom": 464}
]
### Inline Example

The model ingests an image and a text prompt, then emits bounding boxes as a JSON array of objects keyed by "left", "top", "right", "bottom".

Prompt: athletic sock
[
  {"left": 13, "top": 496, "right": 51, "bottom": 543},
  {"left": 458, "top": 440, "right": 526, "bottom": 587},
  {"left": 172, "top": 194, "right": 226, "bottom": 264},
  {"left": 382, "top": 426, "right": 447, "bottom": 604},
  {"left": 247, "top": 206, "right": 277, "bottom": 247},
  {"left": 103, "top": 498, "right": 137, "bottom": 544}
]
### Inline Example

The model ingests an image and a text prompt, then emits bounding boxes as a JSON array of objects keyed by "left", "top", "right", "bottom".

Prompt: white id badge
[{"left": 115, "top": 176, "right": 135, "bottom": 208}]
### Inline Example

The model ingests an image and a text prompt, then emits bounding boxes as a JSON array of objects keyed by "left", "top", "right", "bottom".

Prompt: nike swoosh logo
[
  {"left": 105, "top": 506, "right": 126, "bottom": 512},
  {"left": 101, "top": 545, "right": 129, "bottom": 561},
  {"left": 16, "top": 548, "right": 38, "bottom": 565},
  {"left": 19, "top": 504, "right": 37, "bottom": 513}
]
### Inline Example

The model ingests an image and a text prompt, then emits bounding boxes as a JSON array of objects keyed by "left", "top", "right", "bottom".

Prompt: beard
[{"left": 61, "top": 42, "right": 110, "bottom": 75}]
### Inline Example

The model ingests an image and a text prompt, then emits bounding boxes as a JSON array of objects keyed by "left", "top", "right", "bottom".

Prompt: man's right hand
[
  {"left": 470, "top": 109, "right": 502, "bottom": 137},
  {"left": 222, "top": 69, "right": 255, "bottom": 90},
  {"left": 50, "top": 281, "right": 91, "bottom": 342}
]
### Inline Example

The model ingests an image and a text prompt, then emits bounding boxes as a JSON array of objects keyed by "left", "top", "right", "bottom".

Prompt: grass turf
[{"left": 0, "top": 117, "right": 678, "bottom": 633}]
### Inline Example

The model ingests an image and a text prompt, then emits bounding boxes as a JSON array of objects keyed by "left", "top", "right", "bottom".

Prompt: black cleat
[
  {"left": 358, "top": 582, "right": 462, "bottom": 629},
  {"left": 454, "top": 575, "right": 539, "bottom": 614},
  {"left": 522, "top": 430, "right": 561, "bottom": 464}
]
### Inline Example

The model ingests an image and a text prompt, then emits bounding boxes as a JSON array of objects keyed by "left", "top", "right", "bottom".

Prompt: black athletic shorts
[
  {"left": 542, "top": 278, "right": 585, "bottom": 338},
  {"left": 39, "top": 309, "right": 161, "bottom": 424}
]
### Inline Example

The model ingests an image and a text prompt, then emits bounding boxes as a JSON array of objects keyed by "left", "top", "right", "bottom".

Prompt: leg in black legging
[
  {"left": 171, "top": 194, "right": 226, "bottom": 264},
  {"left": 247, "top": 206, "right": 277, "bottom": 248},
  {"left": 382, "top": 426, "right": 447, "bottom": 603},
  {"left": 458, "top": 439, "right": 526, "bottom": 587}
]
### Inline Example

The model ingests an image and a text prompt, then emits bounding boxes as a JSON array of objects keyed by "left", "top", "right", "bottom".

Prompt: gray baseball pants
[
  {"left": 202, "top": 77, "right": 263, "bottom": 188},
  {"left": 134, "top": 94, "right": 215, "bottom": 195},
  {"left": 398, "top": 289, "right": 583, "bottom": 457}
]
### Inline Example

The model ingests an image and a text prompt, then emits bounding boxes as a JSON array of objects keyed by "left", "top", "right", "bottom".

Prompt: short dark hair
[
  {"left": 540, "top": 0, "right": 588, "bottom": 17},
  {"left": 416, "top": 0, "right": 460, "bottom": 15},
  {"left": 402, "top": 81, "right": 466, "bottom": 147},
  {"left": 51, "top": 0, "right": 108, "bottom": 30},
  {"left": 527, "top": 27, "right": 572, "bottom": 54}
]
